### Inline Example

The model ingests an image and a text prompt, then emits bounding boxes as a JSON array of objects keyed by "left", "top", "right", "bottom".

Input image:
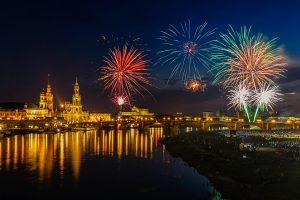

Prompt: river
[{"left": 0, "top": 128, "right": 215, "bottom": 199}]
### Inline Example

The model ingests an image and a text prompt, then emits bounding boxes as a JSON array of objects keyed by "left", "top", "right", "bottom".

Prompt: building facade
[
  {"left": 0, "top": 76, "right": 110, "bottom": 123},
  {"left": 0, "top": 103, "right": 26, "bottom": 120},
  {"left": 62, "top": 78, "right": 89, "bottom": 123},
  {"left": 89, "top": 112, "right": 111, "bottom": 122},
  {"left": 25, "top": 105, "right": 49, "bottom": 120},
  {"left": 45, "top": 77, "right": 54, "bottom": 113},
  {"left": 25, "top": 76, "right": 54, "bottom": 119},
  {"left": 120, "top": 106, "right": 154, "bottom": 120}
]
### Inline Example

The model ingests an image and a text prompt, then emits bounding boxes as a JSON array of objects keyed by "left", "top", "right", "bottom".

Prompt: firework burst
[
  {"left": 157, "top": 20, "right": 215, "bottom": 81},
  {"left": 254, "top": 84, "right": 282, "bottom": 111},
  {"left": 99, "top": 44, "right": 151, "bottom": 102},
  {"left": 227, "top": 85, "right": 251, "bottom": 110},
  {"left": 212, "top": 26, "right": 287, "bottom": 90},
  {"left": 112, "top": 95, "right": 128, "bottom": 111},
  {"left": 116, "top": 96, "right": 126, "bottom": 106},
  {"left": 252, "top": 84, "right": 282, "bottom": 122},
  {"left": 185, "top": 78, "right": 207, "bottom": 92},
  {"left": 227, "top": 85, "right": 252, "bottom": 121}
]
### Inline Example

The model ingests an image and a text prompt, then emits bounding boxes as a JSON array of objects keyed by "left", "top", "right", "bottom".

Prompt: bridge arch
[
  {"left": 204, "top": 123, "right": 232, "bottom": 131},
  {"left": 237, "top": 123, "right": 262, "bottom": 130}
]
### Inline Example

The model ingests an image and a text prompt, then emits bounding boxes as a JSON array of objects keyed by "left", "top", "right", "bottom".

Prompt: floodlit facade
[
  {"left": 0, "top": 76, "right": 112, "bottom": 123},
  {"left": 62, "top": 78, "right": 89, "bottom": 123},
  {"left": 0, "top": 109, "right": 26, "bottom": 120},
  {"left": 120, "top": 106, "right": 154, "bottom": 120},
  {"left": 89, "top": 112, "right": 111, "bottom": 122},
  {"left": 25, "top": 77, "right": 54, "bottom": 119}
]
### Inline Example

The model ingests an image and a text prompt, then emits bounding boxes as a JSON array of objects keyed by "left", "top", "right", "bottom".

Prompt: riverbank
[{"left": 161, "top": 132, "right": 300, "bottom": 199}]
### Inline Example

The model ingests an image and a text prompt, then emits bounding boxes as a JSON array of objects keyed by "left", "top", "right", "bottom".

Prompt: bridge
[
  {"left": 157, "top": 118, "right": 300, "bottom": 131},
  {"left": 76, "top": 117, "right": 300, "bottom": 131},
  {"left": 1, "top": 117, "right": 300, "bottom": 132}
]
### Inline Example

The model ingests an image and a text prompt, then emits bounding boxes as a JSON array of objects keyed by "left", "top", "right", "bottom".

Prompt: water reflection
[{"left": 0, "top": 128, "right": 165, "bottom": 182}]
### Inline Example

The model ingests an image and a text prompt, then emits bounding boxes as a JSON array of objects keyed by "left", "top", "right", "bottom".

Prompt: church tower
[
  {"left": 39, "top": 89, "right": 47, "bottom": 109},
  {"left": 72, "top": 77, "right": 83, "bottom": 113},
  {"left": 62, "top": 77, "right": 89, "bottom": 122},
  {"left": 45, "top": 74, "right": 54, "bottom": 113}
]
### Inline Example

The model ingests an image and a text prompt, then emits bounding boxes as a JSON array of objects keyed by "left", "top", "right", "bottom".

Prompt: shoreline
[{"left": 161, "top": 131, "right": 300, "bottom": 199}]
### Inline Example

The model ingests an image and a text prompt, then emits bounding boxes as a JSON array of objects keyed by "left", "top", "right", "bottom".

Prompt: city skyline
[
  {"left": 1, "top": 1, "right": 300, "bottom": 199},
  {"left": 0, "top": 0, "right": 300, "bottom": 114}
]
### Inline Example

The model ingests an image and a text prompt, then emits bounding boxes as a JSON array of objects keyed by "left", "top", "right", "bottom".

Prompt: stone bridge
[{"left": 1, "top": 118, "right": 299, "bottom": 132}]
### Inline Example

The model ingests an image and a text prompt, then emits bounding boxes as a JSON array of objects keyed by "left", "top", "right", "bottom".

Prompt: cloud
[
  {"left": 285, "top": 54, "right": 300, "bottom": 68},
  {"left": 281, "top": 79, "right": 300, "bottom": 90},
  {"left": 278, "top": 78, "right": 300, "bottom": 115}
]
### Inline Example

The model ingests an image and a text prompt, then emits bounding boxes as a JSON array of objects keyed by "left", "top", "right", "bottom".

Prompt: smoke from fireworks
[
  {"left": 98, "top": 34, "right": 146, "bottom": 50},
  {"left": 212, "top": 26, "right": 287, "bottom": 90},
  {"left": 99, "top": 44, "right": 151, "bottom": 103},
  {"left": 157, "top": 20, "right": 215, "bottom": 82}
]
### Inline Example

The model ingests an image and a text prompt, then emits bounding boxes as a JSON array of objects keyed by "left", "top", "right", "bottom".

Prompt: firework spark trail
[
  {"left": 212, "top": 26, "right": 287, "bottom": 121},
  {"left": 253, "top": 84, "right": 282, "bottom": 121},
  {"left": 157, "top": 20, "right": 215, "bottom": 82},
  {"left": 99, "top": 45, "right": 151, "bottom": 104},
  {"left": 211, "top": 26, "right": 287, "bottom": 90},
  {"left": 227, "top": 85, "right": 252, "bottom": 122}
]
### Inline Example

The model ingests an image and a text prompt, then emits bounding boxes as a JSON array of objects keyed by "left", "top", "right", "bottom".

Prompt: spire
[
  {"left": 46, "top": 74, "right": 52, "bottom": 93},
  {"left": 74, "top": 77, "right": 80, "bottom": 94},
  {"left": 47, "top": 74, "right": 51, "bottom": 86},
  {"left": 41, "top": 88, "right": 45, "bottom": 95}
]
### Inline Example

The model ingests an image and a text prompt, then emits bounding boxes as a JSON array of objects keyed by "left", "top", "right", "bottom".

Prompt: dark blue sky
[{"left": 0, "top": 0, "right": 300, "bottom": 114}]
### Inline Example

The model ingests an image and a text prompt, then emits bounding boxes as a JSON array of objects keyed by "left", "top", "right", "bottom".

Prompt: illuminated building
[
  {"left": 268, "top": 116, "right": 300, "bottom": 123},
  {"left": 45, "top": 75, "right": 54, "bottom": 113},
  {"left": 39, "top": 89, "right": 47, "bottom": 110},
  {"left": 25, "top": 76, "right": 54, "bottom": 119},
  {"left": 39, "top": 75, "right": 54, "bottom": 114},
  {"left": 0, "top": 103, "right": 26, "bottom": 120},
  {"left": 61, "top": 78, "right": 111, "bottom": 123},
  {"left": 62, "top": 78, "right": 89, "bottom": 123},
  {"left": 120, "top": 106, "right": 154, "bottom": 120},
  {"left": 0, "top": 76, "right": 110, "bottom": 123},
  {"left": 0, "top": 102, "right": 48, "bottom": 121},
  {"left": 89, "top": 113, "right": 111, "bottom": 122},
  {"left": 0, "top": 77, "right": 54, "bottom": 120},
  {"left": 24, "top": 104, "right": 49, "bottom": 120},
  {"left": 203, "top": 112, "right": 215, "bottom": 120}
]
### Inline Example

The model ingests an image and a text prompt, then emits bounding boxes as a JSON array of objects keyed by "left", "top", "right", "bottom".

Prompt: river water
[{"left": 0, "top": 128, "right": 215, "bottom": 199}]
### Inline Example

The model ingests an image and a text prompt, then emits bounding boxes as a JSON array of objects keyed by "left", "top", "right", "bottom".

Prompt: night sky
[{"left": 1, "top": 0, "right": 300, "bottom": 115}]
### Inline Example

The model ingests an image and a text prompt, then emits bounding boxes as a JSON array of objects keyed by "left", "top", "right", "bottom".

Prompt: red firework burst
[{"left": 99, "top": 45, "right": 151, "bottom": 100}]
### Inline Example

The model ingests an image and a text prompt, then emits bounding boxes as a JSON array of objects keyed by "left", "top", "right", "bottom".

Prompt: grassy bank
[{"left": 161, "top": 132, "right": 300, "bottom": 200}]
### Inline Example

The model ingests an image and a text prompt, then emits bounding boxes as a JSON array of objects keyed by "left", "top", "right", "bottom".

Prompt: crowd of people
[{"left": 217, "top": 130, "right": 300, "bottom": 160}]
